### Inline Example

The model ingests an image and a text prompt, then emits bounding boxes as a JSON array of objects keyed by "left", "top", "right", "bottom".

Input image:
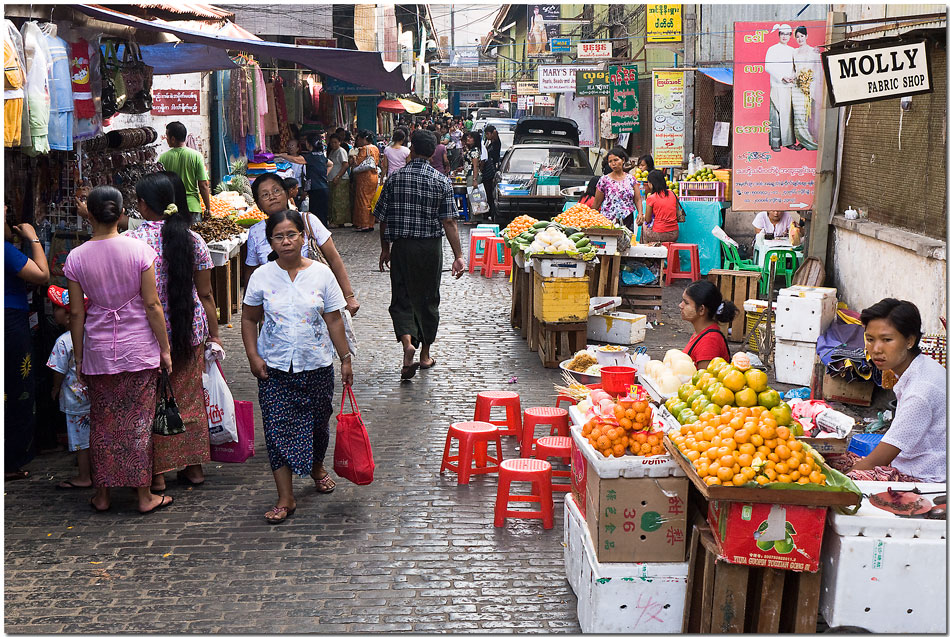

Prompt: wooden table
[{"left": 210, "top": 251, "right": 243, "bottom": 324}]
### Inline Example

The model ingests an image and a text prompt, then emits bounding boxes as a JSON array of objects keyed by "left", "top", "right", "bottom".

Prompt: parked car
[
  {"left": 474, "top": 107, "right": 509, "bottom": 120},
  {"left": 492, "top": 116, "right": 595, "bottom": 227},
  {"left": 472, "top": 117, "right": 517, "bottom": 154}
]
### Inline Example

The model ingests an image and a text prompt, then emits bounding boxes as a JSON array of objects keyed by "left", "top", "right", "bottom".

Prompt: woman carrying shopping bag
[{"left": 241, "top": 209, "right": 354, "bottom": 524}]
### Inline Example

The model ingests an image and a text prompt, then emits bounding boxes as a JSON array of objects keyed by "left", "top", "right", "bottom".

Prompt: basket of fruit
[
  {"left": 679, "top": 167, "right": 725, "bottom": 201},
  {"left": 233, "top": 205, "right": 267, "bottom": 227}
]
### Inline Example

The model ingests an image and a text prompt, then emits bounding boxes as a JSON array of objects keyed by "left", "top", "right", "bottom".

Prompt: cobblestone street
[{"left": 6, "top": 226, "right": 617, "bottom": 633}]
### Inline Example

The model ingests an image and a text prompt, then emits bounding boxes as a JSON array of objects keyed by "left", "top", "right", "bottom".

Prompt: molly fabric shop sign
[
  {"left": 609, "top": 65, "right": 640, "bottom": 133},
  {"left": 151, "top": 90, "right": 200, "bottom": 116},
  {"left": 538, "top": 64, "right": 602, "bottom": 93},
  {"left": 822, "top": 38, "right": 932, "bottom": 106}
]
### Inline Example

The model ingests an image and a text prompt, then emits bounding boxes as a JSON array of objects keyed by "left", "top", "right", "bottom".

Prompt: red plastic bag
[{"left": 333, "top": 386, "right": 374, "bottom": 485}]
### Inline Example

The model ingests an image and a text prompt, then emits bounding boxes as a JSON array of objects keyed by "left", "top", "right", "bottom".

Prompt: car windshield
[{"left": 504, "top": 148, "right": 590, "bottom": 175}]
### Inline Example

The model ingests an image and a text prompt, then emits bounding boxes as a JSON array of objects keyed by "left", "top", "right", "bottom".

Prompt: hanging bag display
[
  {"left": 333, "top": 386, "right": 375, "bottom": 485},
  {"left": 117, "top": 41, "right": 153, "bottom": 114},
  {"left": 153, "top": 369, "right": 185, "bottom": 436},
  {"left": 99, "top": 40, "right": 126, "bottom": 119}
]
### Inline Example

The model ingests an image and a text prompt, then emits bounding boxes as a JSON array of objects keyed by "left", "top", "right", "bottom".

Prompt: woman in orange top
[
  {"left": 637, "top": 169, "right": 680, "bottom": 244},
  {"left": 350, "top": 130, "right": 380, "bottom": 232}
]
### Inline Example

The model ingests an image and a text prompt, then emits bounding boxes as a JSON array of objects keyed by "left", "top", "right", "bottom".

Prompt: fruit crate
[
  {"left": 679, "top": 181, "right": 726, "bottom": 201},
  {"left": 713, "top": 169, "right": 732, "bottom": 200},
  {"left": 743, "top": 300, "right": 774, "bottom": 353},
  {"left": 707, "top": 269, "right": 760, "bottom": 344}
]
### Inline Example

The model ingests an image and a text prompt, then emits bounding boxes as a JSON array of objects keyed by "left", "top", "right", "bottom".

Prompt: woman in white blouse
[{"left": 242, "top": 210, "right": 355, "bottom": 524}]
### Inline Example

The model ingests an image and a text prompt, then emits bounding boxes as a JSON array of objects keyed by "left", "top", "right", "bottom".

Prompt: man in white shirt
[{"left": 764, "top": 24, "right": 797, "bottom": 152}]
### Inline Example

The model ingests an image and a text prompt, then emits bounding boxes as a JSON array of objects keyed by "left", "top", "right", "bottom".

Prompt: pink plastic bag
[{"left": 209, "top": 361, "right": 256, "bottom": 463}]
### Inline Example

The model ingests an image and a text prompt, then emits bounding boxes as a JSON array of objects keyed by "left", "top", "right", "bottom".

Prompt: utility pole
[
  {"left": 450, "top": 7, "right": 455, "bottom": 58},
  {"left": 683, "top": 4, "right": 696, "bottom": 168}
]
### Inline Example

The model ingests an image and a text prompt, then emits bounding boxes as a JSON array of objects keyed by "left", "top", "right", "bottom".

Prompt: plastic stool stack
[{"left": 520, "top": 406, "right": 569, "bottom": 458}]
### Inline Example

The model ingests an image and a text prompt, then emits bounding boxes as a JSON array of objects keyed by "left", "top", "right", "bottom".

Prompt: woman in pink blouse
[
  {"left": 65, "top": 186, "right": 173, "bottom": 514},
  {"left": 127, "top": 173, "right": 221, "bottom": 491}
]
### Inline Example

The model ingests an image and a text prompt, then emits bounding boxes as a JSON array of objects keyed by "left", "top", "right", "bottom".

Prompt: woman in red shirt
[
  {"left": 680, "top": 280, "right": 738, "bottom": 369},
  {"left": 638, "top": 170, "right": 680, "bottom": 243}
]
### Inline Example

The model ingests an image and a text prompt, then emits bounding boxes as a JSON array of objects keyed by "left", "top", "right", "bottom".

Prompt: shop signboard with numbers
[
  {"left": 652, "top": 70, "right": 685, "bottom": 167},
  {"left": 609, "top": 65, "right": 640, "bottom": 133}
]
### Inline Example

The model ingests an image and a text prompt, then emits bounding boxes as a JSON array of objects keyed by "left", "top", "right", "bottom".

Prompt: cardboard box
[
  {"left": 820, "top": 372, "right": 874, "bottom": 407},
  {"left": 706, "top": 501, "right": 827, "bottom": 572}
]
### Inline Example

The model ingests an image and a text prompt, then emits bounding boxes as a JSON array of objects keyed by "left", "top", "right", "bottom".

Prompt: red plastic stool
[
  {"left": 494, "top": 458, "right": 554, "bottom": 529},
  {"left": 534, "top": 436, "right": 572, "bottom": 492},
  {"left": 665, "top": 242, "right": 701, "bottom": 283},
  {"left": 468, "top": 231, "right": 495, "bottom": 274},
  {"left": 482, "top": 236, "right": 512, "bottom": 278},
  {"left": 555, "top": 394, "right": 576, "bottom": 410},
  {"left": 474, "top": 391, "right": 522, "bottom": 439},
  {"left": 439, "top": 421, "right": 504, "bottom": 485},
  {"left": 521, "top": 406, "right": 569, "bottom": 458}
]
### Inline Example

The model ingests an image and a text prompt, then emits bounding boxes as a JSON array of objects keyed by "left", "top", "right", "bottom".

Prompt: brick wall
[{"left": 837, "top": 43, "right": 946, "bottom": 239}]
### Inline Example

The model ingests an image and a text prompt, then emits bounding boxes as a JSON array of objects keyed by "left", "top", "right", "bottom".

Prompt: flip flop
[
  {"left": 139, "top": 494, "right": 173, "bottom": 515},
  {"left": 400, "top": 362, "right": 420, "bottom": 380},
  {"left": 420, "top": 359, "right": 437, "bottom": 369},
  {"left": 56, "top": 479, "right": 92, "bottom": 490},
  {"left": 314, "top": 474, "right": 336, "bottom": 494},
  {"left": 265, "top": 505, "right": 296, "bottom": 524}
]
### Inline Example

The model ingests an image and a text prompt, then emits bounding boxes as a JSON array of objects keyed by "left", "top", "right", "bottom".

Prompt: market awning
[
  {"left": 698, "top": 67, "right": 734, "bottom": 86},
  {"left": 377, "top": 98, "right": 427, "bottom": 114},
  {"left": 139, "top": 42, "right": 239, "bottom": 74},
  {"left": 72, "top": 4, "right": 411, "bottom": 94}
]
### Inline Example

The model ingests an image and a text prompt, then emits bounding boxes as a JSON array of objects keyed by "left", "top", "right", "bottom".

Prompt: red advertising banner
[
  {"left": 732, "top": 21, "right": 826, "bottom": 211},
  {"left": 151, "top": 90, "right": 200, "bottom": 116}
]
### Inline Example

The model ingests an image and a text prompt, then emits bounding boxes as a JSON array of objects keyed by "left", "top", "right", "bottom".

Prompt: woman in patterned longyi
[{"left": 241, "top": 210, "right": 354, "bottom": 524}]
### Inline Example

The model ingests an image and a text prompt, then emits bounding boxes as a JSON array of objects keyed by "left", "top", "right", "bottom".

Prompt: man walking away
[
  {"left": 304, "top": 134, "right": 332, "bottom": 227},
  {"left": 374, "top": 130, "right": 464, "bottom": 381},
  {"left": 159, "top": 122, "right": 211, "bottom": 217}
]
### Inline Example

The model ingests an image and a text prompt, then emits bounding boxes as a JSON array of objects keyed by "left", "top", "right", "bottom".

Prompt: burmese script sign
[{"left": 151, "top": 90, "right": 200, "bottom": 116}]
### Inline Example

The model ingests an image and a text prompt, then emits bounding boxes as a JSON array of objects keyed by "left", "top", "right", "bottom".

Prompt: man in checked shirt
[{"left": 374, "top": 130, "right": 465, "bottom": 381}]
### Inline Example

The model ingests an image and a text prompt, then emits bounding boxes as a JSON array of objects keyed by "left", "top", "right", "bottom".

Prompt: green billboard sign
[{"left": 609, "top": 65, "right": 640, "bottom": 133}]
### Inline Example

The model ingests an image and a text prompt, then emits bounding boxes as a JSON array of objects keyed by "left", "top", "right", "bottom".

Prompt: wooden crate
[
  {"left": 533, "top": 272, "right": 590, "bottom": 323},
  {"left": 619, "top": 284, "right": 663, "bottom": 323},
  {"left": 510, "top": 265, "right": 527, "bottom": 330},
  {"left": 588, "top": 254, "right": 621, "bottom": 297},
  {"left": 683, "top": 524, "right": 821, "bottom": 633},
  {"left": 537, "top": 321, "right": 587, "bottom": 368},
  {"left": 707, "top": 269, "right": 760, "bottom": 343}
]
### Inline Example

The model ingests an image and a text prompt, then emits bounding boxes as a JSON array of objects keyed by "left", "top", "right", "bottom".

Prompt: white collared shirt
[
  {"left": 882, "top": 353, "right": 947, "bottom": 482},
  {"left": 243, "top": 260, "right": 346, "bottom": 372},
  {"left": 244, "top": 213, "right": 332, "bottom": 267}
]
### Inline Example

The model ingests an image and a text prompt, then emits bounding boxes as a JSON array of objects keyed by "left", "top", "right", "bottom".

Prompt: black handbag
[
  {"left": 117, "top": 41, "right": 153, "bottom": 114},
  {"left": 153, "top": 369, "right": 185, "bottom": 436}
]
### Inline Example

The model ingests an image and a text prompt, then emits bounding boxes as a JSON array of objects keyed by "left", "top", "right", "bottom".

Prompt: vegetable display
[{"left": 192, "top": 217, "right": 244, "bottom": 243}]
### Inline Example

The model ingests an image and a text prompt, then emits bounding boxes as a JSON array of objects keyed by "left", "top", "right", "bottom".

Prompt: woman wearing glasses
[
  {"left": 243, "top": 173, "right": 359, "bottom": 317},
  {"left": 241, "top": 210, "right": 354, "bottom": 524}
]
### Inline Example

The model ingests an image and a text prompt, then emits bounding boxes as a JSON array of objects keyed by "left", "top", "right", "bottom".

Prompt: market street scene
[{"left": 3, "top": 3, "right": 947, "bottom": 634}]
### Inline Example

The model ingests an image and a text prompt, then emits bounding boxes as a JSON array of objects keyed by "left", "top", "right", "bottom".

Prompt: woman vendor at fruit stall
[
  {"left": 592, "top": 147, "right": 642, "bottom": 230},
  {"left": 828, "top": 299, "right": 946, "bottom": 483},
  {"left": 679, "top": 280, "right": 738, "bottom": 369}
]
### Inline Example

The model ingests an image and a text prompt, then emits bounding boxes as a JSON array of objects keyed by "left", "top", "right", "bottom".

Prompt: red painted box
[{"left": 707, "top": 501, "right": 827, "bottom": 572}]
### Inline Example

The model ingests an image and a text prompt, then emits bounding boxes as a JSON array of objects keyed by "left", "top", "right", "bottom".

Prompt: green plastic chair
[
  {"left": 720, "top": 240, "right": 761, "bottom": 273},
  {"left": 759, "top": 249, "right": 800, "bottom": 296}
]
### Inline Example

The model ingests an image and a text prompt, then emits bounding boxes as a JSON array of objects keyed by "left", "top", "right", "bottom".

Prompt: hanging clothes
[
  {"left": 273, "top": 76, "right": 292, "bottom": 150},
  {"left": 4, "top": 22, "right": 25, "bottom": 147},
  {"left": 41, "top": 24, "right": 73, "bottom": 151},
  {"left": 264, "top": 80, "right": 278, "bottom": 136},
  {"left": 228, "top": 65, "right": 248, "bottom": 156},
  {"left": 6, "top": 20, "right": 28, "bottom": 149},
  {"left": 20, "top": 21, "right": 51, "bottom": 155},
  {"left": 69, "top": 40, "right": 95, "bottom": 119},
  {"left": 253, "top": 63, "right": 267, "bottom": 153}
]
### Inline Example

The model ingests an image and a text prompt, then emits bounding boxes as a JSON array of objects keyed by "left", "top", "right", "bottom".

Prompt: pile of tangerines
[
  {"left": 667, "top": 405, "right": 828, "bottom": 487},
  {"left": 580, "top": 399, "right": 665, "bottom": 459}
]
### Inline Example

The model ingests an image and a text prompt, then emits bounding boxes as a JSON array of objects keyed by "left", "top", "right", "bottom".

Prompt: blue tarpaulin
[
  {"left": 698, "top": 67, "right": 734, "bottom": 86},
  {"left": 138, "top": 43, "right": 238, "bottom": 75}
]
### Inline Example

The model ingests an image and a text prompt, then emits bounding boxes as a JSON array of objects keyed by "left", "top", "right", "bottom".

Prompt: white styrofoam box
[
  {"left": 827, "top": 481, "right": 946, "bottom": 539},
  {"left": 588, "top": 312, "right": 647, "bottom": 345},
  {"left": 639, "top": 374, "right": 677, "bottom": 404},
  {"left": 569, "top": 421, "right": 685, "bottom": 478},
  {"left": 743, "top": 298, "right": 770, "bottom": 313},
  {"left": 585, "top": 233, "right": 619, "bottom": 255},
  {"left": 774, "top": 338, "right": 817, "bottom": 386},
  {"left": 532, "top": 256, "right": 588, "bottom": 278},
  {"left": 623, "top": 244, "right": 668, "bottom": 258},
  {"left": 775, "top": 285, "right": 838, "bottom": 342},
  {"left": 819, "top": 531, "right": 947, "bottom": 633},
  {"left": 564, "top": 493, "right": 689, "bottom": 633},
  {"left": 589, "top": 296, "right": 622, "bottom": 314}
]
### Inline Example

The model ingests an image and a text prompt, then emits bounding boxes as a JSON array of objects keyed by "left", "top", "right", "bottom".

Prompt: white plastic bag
[
  {"left": 203, "top": 343, "right": 238, "bottom": 445},
  {"left": 468, "top": 185, "right": 490, "bottom": 214}
]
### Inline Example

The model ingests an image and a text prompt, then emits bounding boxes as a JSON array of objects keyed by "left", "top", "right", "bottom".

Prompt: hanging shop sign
[
  {"left": 578, "top": 41, "right": 613, "bottom": 59},
  {"left": 576, "top": 69, "right": 609, "bottom": 96},
  {"left": 732, "top": 21, "right": 826, "bottom": 211},
  {"left": 500, "top": 81, "right": 515, "bottom": 90},
  {"left": 458, "top": 90, "right": 487, "bottom": 102},
  {"left": 608, "top": 65, "right": 640, "bottom": 133},
  {"left": 550, "top": 37, "right": 572, "bottom": 53},
  {"left": 821, "top": 38, "right": 932, "bottom": 107},
  {"left": 538, "top": 64, "right": 602, "bottom": 93},
  {"left": 489, "top": 92, "right": 507, "bottom": 101},
  {"left": 517, "top": 81, "right": 540, "bottom": 96},
  {"left": 647, "top": 5, "right": 683, "bottom": 43},
  {"left": 151, "top": 89, "right": 201, "bottom": 116},
  {"left": 652, "top": 70, "right": 685, "bottom": 167},
  {"left": 526, "top": 4, "right": 561, "bottom": 57},
  {"left": 517, "top": 95, "right": 535, "bottom": 110},
  {"left": 535, "top": 95, "right": 556, "bottom": 107}
]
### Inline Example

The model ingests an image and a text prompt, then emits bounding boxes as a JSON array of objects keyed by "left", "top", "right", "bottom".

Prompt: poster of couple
[
  {"left": 526, "top": 5, "right": 560, "bottom": 57},
  {"left": 733, "top": 21, "right": 826, "bottom": 211}
]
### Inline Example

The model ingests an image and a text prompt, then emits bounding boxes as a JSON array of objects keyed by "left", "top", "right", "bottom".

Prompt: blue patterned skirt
[{"left": 258, "top": 365, "right": 334, "bottom": 475}]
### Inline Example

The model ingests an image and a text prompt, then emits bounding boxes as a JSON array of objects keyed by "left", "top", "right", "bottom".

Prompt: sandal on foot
[
  {"left": 420, "top": 358, "right": 437, "bottom": 369},
  {"left": 176, "top": 470, "right": 204, "bottom": 487},
  {"left": 314, "top": 474, "right": 336, "bottom": 494},
  {"left": 56, "top": 479, "right": 92, "bottom": 490},
  {"left": 265, "top": 505, "right": 296, "bottom": 524},
  {"left": 139, "top": 494, "right": 173, "bottom": 515},
  {"left": 400, "top": 362, "right": 420, "bottom": 380}
]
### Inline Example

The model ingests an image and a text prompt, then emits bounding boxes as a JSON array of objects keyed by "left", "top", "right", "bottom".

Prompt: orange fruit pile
[
  {"left": 667, "top": 406, "right": 827, "bottom": 487},
  {"left": 552, "top": 204, "right": 613, "bottom": 229},
  {"left": 502, "top": 215, "right": 539, "bottom": 239},
  {"left": 200, "top": 195, "right": 238, "bottom": 218},
  {"left": 235, "top": 205, "right": 266, "bottom": 221},
  {"left": 581, "top": 399, "right": 663, "bottom": 459}
]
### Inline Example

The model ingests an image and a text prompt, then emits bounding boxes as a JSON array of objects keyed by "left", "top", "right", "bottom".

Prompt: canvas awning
[
  {"left": 698, "top": 67, "right": 734, "bottom": 86},
  {"left": 377, "top": 98, "right": 426, "bottom": 114},
  {"left": 72, "top": 4, "right": 411, "bottom": 93},
  {"left": 139, "top": 42, "right": 239, "bottom": 74}
]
